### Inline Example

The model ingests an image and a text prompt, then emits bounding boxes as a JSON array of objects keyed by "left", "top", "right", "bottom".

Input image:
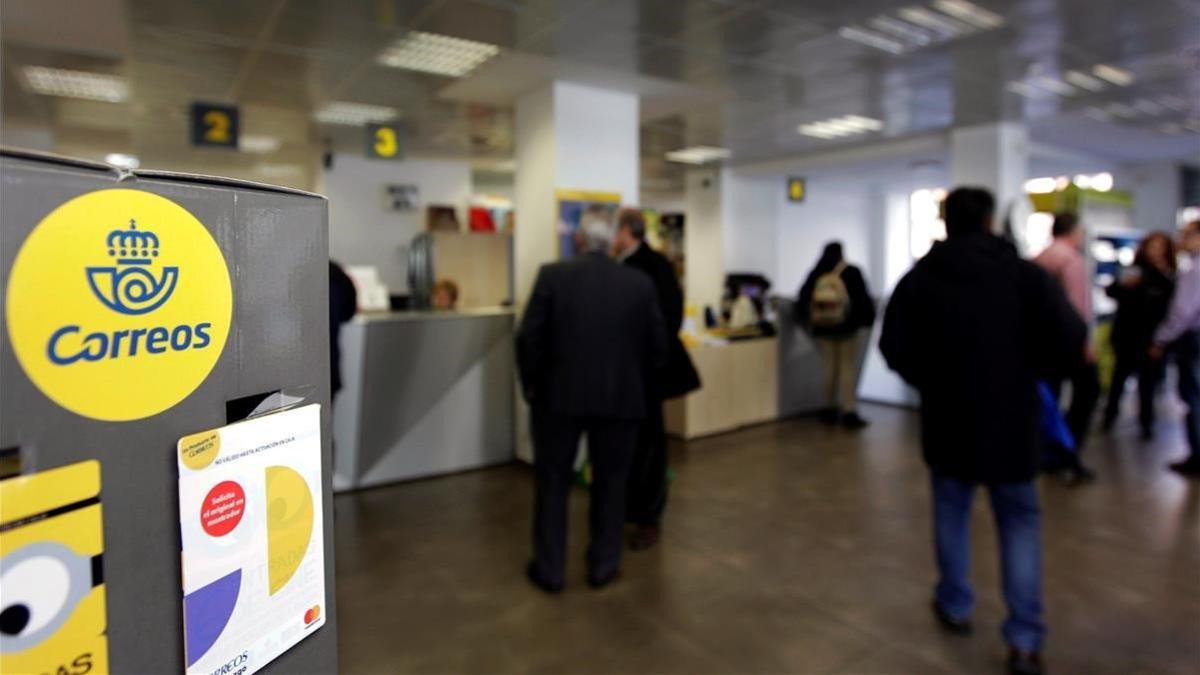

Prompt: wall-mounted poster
[
  {"left": 555, "top": 189, "right": 621, "bottom": 259},
  {"left": 177, "top": 404, "right": 325, "bottom": 675},
  {"left": 384, "top": 184, "right": 418, "bottom": 211},
  {"left": 0, "top": 460, "right": 108, "bottom": 675}
]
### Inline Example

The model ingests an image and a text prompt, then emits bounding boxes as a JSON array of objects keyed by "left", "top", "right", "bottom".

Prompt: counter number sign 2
[
  {"left": 191, "top": 103, "right": 239, "bottom": 149},
  {"left": 366, "top": 123, "right": 404, "bottom": 160},
  {"left": 787, "top": 177, "right": 806, "bottom": 203}
]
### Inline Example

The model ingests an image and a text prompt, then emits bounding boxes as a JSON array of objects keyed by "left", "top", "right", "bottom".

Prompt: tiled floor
[{"left": 334, "top": 404, "right": 1200, "bottom": 674}]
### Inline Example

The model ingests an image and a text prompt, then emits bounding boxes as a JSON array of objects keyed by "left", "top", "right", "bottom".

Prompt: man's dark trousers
[
  {"left": 531, "top": 410, "right": 638, "bottom": 586},
  {"left": 626, "top": 394, "right": 668, "bottom": 526}
]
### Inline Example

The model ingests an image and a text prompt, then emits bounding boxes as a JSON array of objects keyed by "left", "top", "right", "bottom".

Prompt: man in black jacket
[
  {"left": 517, "top": 208, "right": 668, "bottom": 593},
  {"left": 880, "top": 187, "right": 1086, "bottom": 675},
  {"left": 613, "top": 209, "right": 701, "bottom": 550}
]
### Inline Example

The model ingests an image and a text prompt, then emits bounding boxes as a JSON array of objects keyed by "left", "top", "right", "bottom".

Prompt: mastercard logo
[{"left": 303, "top": 605, "right": 321, "bottom": 626}]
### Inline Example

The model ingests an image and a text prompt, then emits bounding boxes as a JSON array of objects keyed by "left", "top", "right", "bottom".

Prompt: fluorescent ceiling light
[
  {"left": 377, "top": 31, "right": 499, "bottom": 77},
  {"left": 1105, "top": 102, "right": 1136, "bottom": 118},
  {"left": 314, "top": 102, "right": 398, "bottom": 126},
  {"left": 1134, "top": 98, "right": 1163, "bottom": 115},
  {"left": 1006, "top": 81, "right": 1044, "bottom": 98},
  {"left": 931, "top": 0, "right": 1005, "bottom": 29},
  {"left": 1092, "top": 64, "right": 1134, "bottom": 86},
  {"left": 664, "top": 146, "right": 731, "bottom": 165},
  {"left": 104, "top": 153, "right": 139, "bottom": 170},
  {"left": 897, "top": 7, "right": 969, "bottom": 36},
  {"left": 1083, "top": 107, "right": 1110, "bottom": 122},
  {"left": 869, "top": 17, "right": 932, "bottom": 46},
  {"left": 798, "top": 115, "right": 883, "bottom": 139},
  {"left": 1030, "top": 76, "right": 1074, "bottom": 97},
  {"left": 1024, "top": 177, "right": 1058, "bottom": 194},
  {"left": 838, "top": 26, "right": 905, "bottom": 54},
  {"left": 1064, "top": 70, "right": 1106, "bottom": 92},
  {"left": 240, "top": 134, "right": 281, "bottom": 153},
  {"left": 22, "top": 66, "right": 128, "bottom": 102}
]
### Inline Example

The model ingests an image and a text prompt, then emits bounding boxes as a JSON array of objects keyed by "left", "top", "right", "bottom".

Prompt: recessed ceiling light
[
  {"left": 1030, "top": 76, "right": 1075, "bottom": 96},
  {"left": 104, "top": 153, "right": 139, "bottom": 170},
  {"left": 1064, "top": 70, "right": 1106, "bottom": 92},
  {"left": 664, "top": 146, "right": 731, "bottom": 165},
  {"left": 240, "top": 134, "right": 281, "bottom": 153},
  {"left": 931, "top": 0, "right": 1005, "bottom": 29},
  {"left": 1134, "top": 98, "right": 1164, "bottom": 115},
  {"left": 868, "top": 17, "right": 932, "bottom": 46},
  {"left": 838, "top": 26, "right": 906, "bottom": 54},
  {"left": 313, "top": 102, "right": 399, "bottom": 126},
  {"left": 897, "top": 7, "right": 970, "bottom": 37},
  {"left": 377, "top": 31, "right": 500, "bottom": 77},
  {"left": 798, "top": 115, "right": 883, "bottom": 139},
  {"left": 22, "top": 66, "right": 128, "bottom": 102},
  {"left": 1092, "top": 64, "right": 1134, "bottom": 87}
]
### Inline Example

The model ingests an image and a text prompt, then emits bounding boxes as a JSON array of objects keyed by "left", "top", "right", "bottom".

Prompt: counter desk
[
  {"left": 665, "top": 299, "right": 871, "bottom": 440},
  {"left": 332, "top": 308, "right": 515, "bottom": 491}
]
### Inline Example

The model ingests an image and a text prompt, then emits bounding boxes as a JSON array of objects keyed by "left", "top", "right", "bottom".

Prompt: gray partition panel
[
  {"left": 333, "top": 310, "right": 515, "bottom": 490},
  {"left": 0, "top": 151, "right": 338, "bottom": 674},
  {"left": 775, "top": 297, "right": 873, "bottom": 417}
]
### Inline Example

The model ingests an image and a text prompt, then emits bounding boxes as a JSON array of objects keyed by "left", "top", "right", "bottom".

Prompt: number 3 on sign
[{"left": 366, "top": 123, "right": 402, "bottom": 160}]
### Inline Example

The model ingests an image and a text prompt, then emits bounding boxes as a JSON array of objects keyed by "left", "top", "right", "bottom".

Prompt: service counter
[
  {"left": 332, "top": 308, "right": 515, "bottom": 491},
  {"left": 665, "top": 298, "right": 871, "bottom": 440}
]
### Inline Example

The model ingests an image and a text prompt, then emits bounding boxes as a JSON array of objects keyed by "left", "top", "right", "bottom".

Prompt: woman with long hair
[
  {"left": 796, "top": 241, "right": 877, "bottom": 428},
  {"left": 1103, "top": 231, "right": 1177, "bottom": 439}
]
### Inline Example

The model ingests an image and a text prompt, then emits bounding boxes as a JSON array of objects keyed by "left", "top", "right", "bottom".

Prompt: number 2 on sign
[
  {"left": 374, "top": 127, "right": 397, "bottom": 157},
  {"left": 203, "top": 111, "right": 231, "bottom": 143}
]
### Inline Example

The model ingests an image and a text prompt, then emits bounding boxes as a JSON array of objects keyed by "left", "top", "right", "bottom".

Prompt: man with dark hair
[
  {"left": 1150, "top": 220, "right": 1200, "bottom": 477},
  {"left": 612, "top": 207, "right": 701, "bottom": 550},
  {"left": 518, "top": 210, "right": 668, "bottom": 593},
  {"left": 1034, "top": 211, "right": 1100, "bottom": 485},
  {"left": 881, "top": 186, "right": 1086, "bottom": 675}
]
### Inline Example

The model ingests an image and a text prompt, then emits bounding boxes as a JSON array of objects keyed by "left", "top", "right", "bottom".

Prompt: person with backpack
[{"left": 796, "top": 241, "right": 877, "bottom": 428}]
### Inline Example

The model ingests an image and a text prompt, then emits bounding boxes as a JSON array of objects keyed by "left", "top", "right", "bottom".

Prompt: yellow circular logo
[{"left": 5, "top": 189, "right": 232, "bottom": 421}]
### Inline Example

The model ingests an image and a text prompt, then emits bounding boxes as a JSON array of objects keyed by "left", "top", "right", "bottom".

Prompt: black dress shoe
[
  {"left": 526, "top": 562, "right": 563, "bottom": 594},
  {"left": 817, "top": 408, "right": 840, "bottom": 426},
  {"left": 587, "top": 568, "right": 620, "bottom": 589},
  {"left": 1168, "top": 460, "right": 1200, "bottom": 477},
  {"left": 842, "top": 412, "right": 870, "bottom": 430},
  {"left": 931, "top": 601, "right": 972, "bottom": 635},
  {"left": 1007, "top": 648, "right": 1043, "bottom": 675},
  {"left": 629, "top": 524, "right": 660, "bottom": 551}
]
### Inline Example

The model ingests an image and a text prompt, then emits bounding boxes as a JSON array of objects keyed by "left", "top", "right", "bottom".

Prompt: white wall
[
  {"left": 1115, "top": 160, "right": 1184, "bottom": 232},
  {"left": 553, "top": 82, "right": 640, "bottom": 205},
  {"left": 324, "top": 153, "right": 471, "bottom": 292},
  {"left": 723, "top": 173, "right": 778, "bottom": 281}
]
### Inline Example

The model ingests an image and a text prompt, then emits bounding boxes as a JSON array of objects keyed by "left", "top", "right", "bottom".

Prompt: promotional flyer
[
  {"left": 177, "top": 404, "right": 325, "bottom": 675},
  {"left": 0, "top": 460, "right": 108, "bottom": 675}
]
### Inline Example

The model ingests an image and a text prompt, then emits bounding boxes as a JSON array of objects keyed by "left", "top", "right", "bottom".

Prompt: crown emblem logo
[{"left": 86, "top": 219, "right": 179, "bottom": 315}]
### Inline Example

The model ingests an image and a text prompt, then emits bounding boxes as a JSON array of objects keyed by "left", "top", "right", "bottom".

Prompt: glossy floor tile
[{"left": 335, "top": 404, "right": 1200, "bottom": 674}]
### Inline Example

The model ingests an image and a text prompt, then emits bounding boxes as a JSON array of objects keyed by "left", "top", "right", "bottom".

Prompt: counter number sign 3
[
  {"left": 787, "top": 177, "right": 806, "bottom": 203},
  {"left": 191, "top": 103, "right": 239, "bottom": 149},
  {"left": 366, "top": 123, "right": 404, "bottom": 161}
]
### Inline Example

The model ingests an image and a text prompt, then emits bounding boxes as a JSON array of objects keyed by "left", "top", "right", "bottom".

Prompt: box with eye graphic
[
  {"left": 0, "top": 460, "right": 107, "bottom": 675},
  {"left": 176, "top": 404, "right": 324, "bottom": 675}
]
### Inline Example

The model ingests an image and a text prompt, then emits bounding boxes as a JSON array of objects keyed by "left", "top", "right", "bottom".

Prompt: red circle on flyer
[{"left": 201, "top": 480, "right": 246, "bottom": 537}]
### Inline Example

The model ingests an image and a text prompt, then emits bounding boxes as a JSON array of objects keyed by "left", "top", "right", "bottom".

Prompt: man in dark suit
[
  {"left": 612, "top": 208, "right": 701, "bottom": 550},
  {"left": 517, "top": 207, "right": 668, "bottom": 593}
]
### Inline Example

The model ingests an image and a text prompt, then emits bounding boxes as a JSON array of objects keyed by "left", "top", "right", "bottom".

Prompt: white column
[
  {"left": 513, "top": 81, "right": 639, "bottom": 308},
  {"left": 684, "top": 167, "right": 727, "bottom": 311},
  {"left": 512, "top": 81, "right": 639, "bottom": 462},
  {"left": 950, "top": 122, "right": 1029, "bottom": 227}
]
